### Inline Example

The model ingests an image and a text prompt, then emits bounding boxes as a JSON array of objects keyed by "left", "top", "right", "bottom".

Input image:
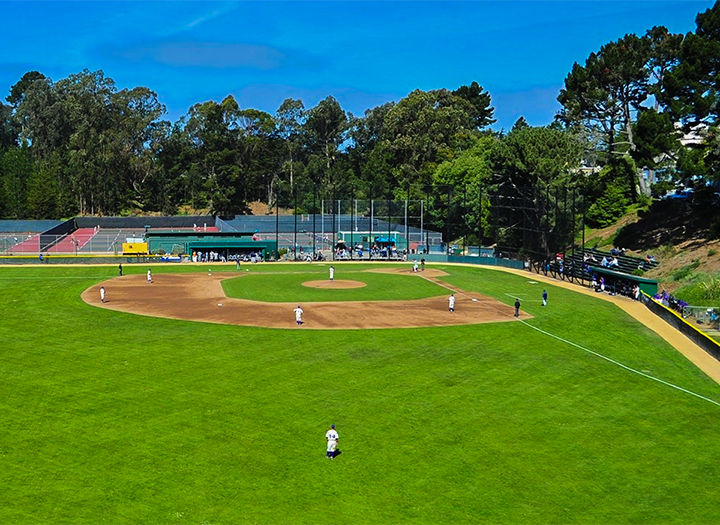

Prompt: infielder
[
  {"left": 147, "top": 269, "right": 153, "bottom": 284},
  {"left": 449, "top": 293, "right": 455, "bottom": 312},
  {"left": 294, "top": 305, "right": 304, "bottom": 325},
  {"left": 326, "top": 424, "right": 339, "bottom": 459},
  {"left": 413, "top": 260, "right": 418, "bottom": 273},
  {"left": 100, "top": 286, "right": 106, "bottom": 303},
  {"left": 329, "top": 265, "right": 335, "bottom": 281}
]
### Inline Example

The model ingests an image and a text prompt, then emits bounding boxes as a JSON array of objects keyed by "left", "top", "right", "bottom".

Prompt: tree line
[{"left": 1, "top": 2, "right": 719, "bottom": 244}]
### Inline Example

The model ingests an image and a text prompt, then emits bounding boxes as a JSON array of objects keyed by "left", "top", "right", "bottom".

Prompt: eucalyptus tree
[
  {"left": 12, "top": 69, "right": 167, "bottom": 215},
  {"left": 0, "top": 147, "right": 32, "bottom": 219},
  {"left": 103, "top": 86, "right": 166, "bottom": 212},
  {"left": 302, "top": 96, "right": 348, "bottom": 188},
  {"left": 176, "top": 96, "right": 245, "bottom": 216},
  {"left": 0, "top": 102, "right": 17, "bottom": 150},
  {"left": 236, "top": 108, "right": 280, "bottom": 208},
  {"left": 275, "top": 98, "right": 305, "bottom": 189},
  {"left": 345, "top": 102, "right": 394, "bottom": 199},
  {"left": 381, "top": 88, "right": 478, "bottom": 190},
  {"left": 6, "top": 71, "right": 46, "bottom": 108}
]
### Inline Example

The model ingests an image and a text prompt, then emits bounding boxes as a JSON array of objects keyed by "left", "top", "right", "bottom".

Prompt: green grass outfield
[{"left": 2, "top": 262, "right": 720, "bottom": 524}]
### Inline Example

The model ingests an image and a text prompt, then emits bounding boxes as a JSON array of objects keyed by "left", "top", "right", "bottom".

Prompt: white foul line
[{"left": 520, "top": 320, "right": 720, "bottom": 409}]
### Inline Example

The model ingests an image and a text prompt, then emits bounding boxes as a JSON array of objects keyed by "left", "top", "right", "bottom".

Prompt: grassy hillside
[{"left": 582, "top": 198, "right": 720, "bottom": 305}]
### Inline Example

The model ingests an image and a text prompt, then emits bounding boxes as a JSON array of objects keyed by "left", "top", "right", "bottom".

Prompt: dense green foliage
[
  {"left": 559, "top": 2, "right": 720, "bottom": 199},
  {"left": 3, "top": 263, "right": 720, "bottom": 524},
  {"left": 2, "top": 3, "right": 720, "bottom": 247}
]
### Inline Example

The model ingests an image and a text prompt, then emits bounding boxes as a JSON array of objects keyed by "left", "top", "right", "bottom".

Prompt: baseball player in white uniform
[
  {"left": 147, "top": 269, "right": 153, "bottom": 284},
  {"left": 100, "top": 286, "right": 106, "bottom": 303},
  {"left": 294, "top": 305, "right": 304, "bottom": 325},
  {"left": 449, "top": 293, "right": 455, "bottom": 312},
  {"left": 329, "top": 266, "right": 335, "bottom": 281},
  {"left": 326, "top": 424, "right": 339, "bottom": 459},
  {"left": 413, "top": 260, "right": 418, "bottom": 273}
]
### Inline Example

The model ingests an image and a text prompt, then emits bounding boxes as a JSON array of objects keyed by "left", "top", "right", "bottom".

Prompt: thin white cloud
[
  {"left": 186, "top": 6, "right": 234, "bottom": 30},
  {"left": 187, "top": 11, "right": 220, "bottom": 29}
]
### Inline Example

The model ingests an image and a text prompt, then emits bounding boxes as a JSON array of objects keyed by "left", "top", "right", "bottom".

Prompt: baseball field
[{"left": 2, "top": 262, "right": 720, "bottom": 524}]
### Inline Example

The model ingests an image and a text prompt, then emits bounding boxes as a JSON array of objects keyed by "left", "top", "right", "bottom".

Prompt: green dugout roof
[
  {"left": 590, "top": 265, "right": 658, "bottom": 296},
  {"left": 146, "top": 230, "right": 257, "bottom": 237},
  {"left": 189, "top": 240, "right": 275, "bottom": 250}
]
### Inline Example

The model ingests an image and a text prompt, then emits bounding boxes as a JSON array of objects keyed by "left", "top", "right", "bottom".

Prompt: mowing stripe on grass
[
  {"left": 505, "top": 292, "right": 542, "bottom": 302},
  {"left": 521, "top": 319, "right": 720, "bottom": 408},
  {"left": 0, "top": 276, "right": 102, "bottom": 280}
]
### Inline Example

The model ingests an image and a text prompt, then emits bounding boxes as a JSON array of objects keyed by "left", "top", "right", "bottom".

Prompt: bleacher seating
[
  {"left": 536, "top": 247, "right": 658, "bottom": 283},
  {"left": 582, "top": 248, "right": 658, "bottom": 275},
  {"left": 0, "top": 233, "right": 39, "bottom": 253},
  {"left": 77, "top": 228, "right": 145, "bottom": 252},
  {"left": 45, "top": 228, "right": 97, "bottom": 254}
]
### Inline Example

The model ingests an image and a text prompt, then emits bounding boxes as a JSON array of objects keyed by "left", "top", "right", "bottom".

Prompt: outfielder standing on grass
[
  {"left": 542, "top": 289, "right": 548, "bottom": 306},
  {"left": 329, "top": 265, "right": 335, "bottom": 281},
  {"left": 326, "top": 424, "right": 339, "bottom": 459}
]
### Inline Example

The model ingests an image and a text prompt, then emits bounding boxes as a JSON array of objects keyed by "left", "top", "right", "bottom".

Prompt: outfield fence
[
  {"left": 683, "top": 305, "right": 720, "bottom": 328},
  {"left": 642, "top": 292, "right": 720, "bottom": 361}
]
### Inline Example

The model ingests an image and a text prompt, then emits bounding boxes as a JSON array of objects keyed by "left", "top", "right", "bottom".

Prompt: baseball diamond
[{"left": 81, "top": 267, "right": 526, "bottom": 329}]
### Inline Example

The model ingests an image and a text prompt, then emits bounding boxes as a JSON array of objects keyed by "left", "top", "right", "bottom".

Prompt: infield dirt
[{"left": 81, "top": 268, "right": 526, "bottom": 330}]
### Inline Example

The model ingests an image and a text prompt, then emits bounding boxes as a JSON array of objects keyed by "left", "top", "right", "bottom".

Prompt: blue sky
[{"left": 0, "top": 1, "right": 713, "bottom": 131}]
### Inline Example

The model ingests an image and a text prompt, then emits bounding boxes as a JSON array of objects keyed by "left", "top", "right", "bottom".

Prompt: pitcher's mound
[{"left": 302, "top": 279, "right": 366, "bottom": 289}]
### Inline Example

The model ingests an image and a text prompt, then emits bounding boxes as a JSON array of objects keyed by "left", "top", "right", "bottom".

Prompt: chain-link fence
[{"left": 641, "top": 293, "right": 720, "bottom": 360}]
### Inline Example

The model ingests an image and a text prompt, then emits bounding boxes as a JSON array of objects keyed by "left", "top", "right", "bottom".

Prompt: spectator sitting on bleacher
[
  {"left": 610, "top": 257, "right": 619, "bottom": 268},
  {"left": 601, "top": 256, "right": 609, "bottom": 267}
]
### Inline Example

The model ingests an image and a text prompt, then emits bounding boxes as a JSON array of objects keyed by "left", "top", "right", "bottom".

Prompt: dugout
[
  {"left": 589, "top": 266, "right": 658, "bottom": 296},
  {"left": 146, "top": 230, "right": 277, "bottom": 259}
]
